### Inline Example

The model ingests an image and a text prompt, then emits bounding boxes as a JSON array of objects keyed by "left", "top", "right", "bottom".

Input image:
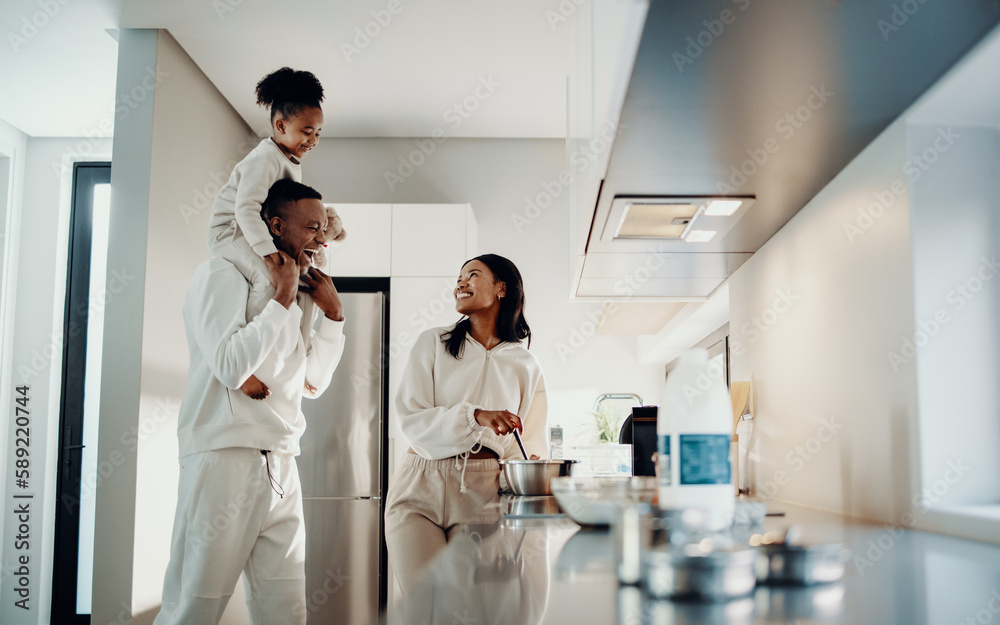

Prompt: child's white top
[
  {"left": 396, "top": 326, "right": 548, "bottom": 460},
  {"left": 210, "top": 138, "right": 302, "bottom": 258}
]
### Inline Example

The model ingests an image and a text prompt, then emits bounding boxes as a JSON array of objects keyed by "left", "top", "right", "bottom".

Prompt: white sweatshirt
[
  {"left": 177, "top": 257, "right": 346, "bottom": 457},
  {"left": 396, "top": 326, "right": 548, "bottom": 460},
  {"left": 209, "top": 138, "right": 301, "bottom": 258}
]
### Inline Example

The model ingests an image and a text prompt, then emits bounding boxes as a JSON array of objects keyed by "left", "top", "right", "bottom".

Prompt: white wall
[
  {"left": 14, "top": 136, "right": 112, "bottom": 625},
  {"left": 0, "top": 120, "right": 26, "bottom": 350},
  {"left": 303, "top": 139, "right": 665, "bottom": 447},
  {"left": 728, "top": 23, "right": 1000, "bottom": 543},
  {"left": 908, "top": 124, "right": 1000, "bottom": 528},
  {"left": 93, "top": 29, "right": 257, "bottom": 624},
  {"left": 728, "top": 118, "right": 920, "bottom": 524},
  {"left": 0, "top": 118, "right": 28, "bottom": 623},
  {"left": 0, "top": 107, "right": 114, "bottom": 623},
  {"left": 137, "top": 31, "right": 261, "bottom": 625}
]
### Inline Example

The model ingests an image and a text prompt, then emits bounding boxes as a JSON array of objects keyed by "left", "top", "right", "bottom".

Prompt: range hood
[{"left": 575, "top": 0, "right": 1000, "bottom": 300}]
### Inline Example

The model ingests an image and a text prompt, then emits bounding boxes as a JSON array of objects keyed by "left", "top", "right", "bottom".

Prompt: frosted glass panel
[{"left": 76, "top": 183, "right": 110, "bottom": 613}]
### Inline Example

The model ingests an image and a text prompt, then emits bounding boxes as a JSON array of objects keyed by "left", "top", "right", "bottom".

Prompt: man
[{"left": 155, "top": 179, "right": 346, "bottom": 624}]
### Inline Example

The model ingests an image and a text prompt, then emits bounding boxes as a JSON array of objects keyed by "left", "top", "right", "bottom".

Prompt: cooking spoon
[{"left": 513, "top": 429, "right": 528, "bottom": 459}]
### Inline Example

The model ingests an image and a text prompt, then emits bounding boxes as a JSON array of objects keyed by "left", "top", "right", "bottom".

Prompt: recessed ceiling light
[
  {"left": 685, "top": 230, "right": 717, "bottom": 243},
  {"left": 704, "top": 200, "right": 742, "bottom": 216}
]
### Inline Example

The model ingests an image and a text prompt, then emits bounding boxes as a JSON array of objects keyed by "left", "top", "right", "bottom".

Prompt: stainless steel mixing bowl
[
  {"left": 756, "top": 542, "right": 849, "bottom": 585},
  {"left": 499, "top": 459, "right": 578, "bottom": 495},
  {"left": 643, "top": 542, "right": 759, "bottom": 602}
]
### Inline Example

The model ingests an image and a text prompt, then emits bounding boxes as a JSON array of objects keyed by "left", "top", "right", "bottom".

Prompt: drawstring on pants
[
  {"left": 454, "top": 430, "right": 485, "bottom": 494},
  {"left": 260, "top": 450, "right": 285, "bottom": 498}
]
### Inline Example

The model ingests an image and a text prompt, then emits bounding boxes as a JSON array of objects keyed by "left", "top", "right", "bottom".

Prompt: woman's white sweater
[{"left": 396, "top": 326, "right": 548, "bottom": 461}]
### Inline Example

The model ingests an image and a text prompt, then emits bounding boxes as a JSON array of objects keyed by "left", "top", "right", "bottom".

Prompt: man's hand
[
  {"left": 300, "top": 266, "right": 344, "bottom": 321},
  {"left": 264, "top": 250, "right": 299, "bottom": 309}
]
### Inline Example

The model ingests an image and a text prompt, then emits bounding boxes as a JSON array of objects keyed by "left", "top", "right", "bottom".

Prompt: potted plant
[{"left": 569, "top": 404, "right": 633, "bottom": 476}]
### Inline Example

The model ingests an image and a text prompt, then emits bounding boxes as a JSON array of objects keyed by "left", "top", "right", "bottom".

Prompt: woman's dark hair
[
  {"left": 442, "top": 254, "right": 531, "bottom": 359},
  {"left": 255, "top": 67, "right": 324, "bottom": 121}
]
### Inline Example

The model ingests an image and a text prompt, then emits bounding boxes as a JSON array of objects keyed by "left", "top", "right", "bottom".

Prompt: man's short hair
[{"left": 261, "top": 179, "right": 323, "bottom": 221}]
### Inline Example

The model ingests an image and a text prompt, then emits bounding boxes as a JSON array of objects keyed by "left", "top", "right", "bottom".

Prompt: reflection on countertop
[{"left": 384, "top": 496, "right": 1000, "bottom": 624}]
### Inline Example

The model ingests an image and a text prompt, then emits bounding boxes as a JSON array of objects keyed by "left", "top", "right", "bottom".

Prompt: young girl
[
  {"left": 384, "top": 254, "right": 548, "bottom": 595},
  {"left": 208, "top": 67, "right": 343, "bottom": 401}
]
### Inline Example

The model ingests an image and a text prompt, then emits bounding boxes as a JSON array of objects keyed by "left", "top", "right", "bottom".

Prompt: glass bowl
[{"left": 550, "top": 476, "right": 657, "bottom": 526}]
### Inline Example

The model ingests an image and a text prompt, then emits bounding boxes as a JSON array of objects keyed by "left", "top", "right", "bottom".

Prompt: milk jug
[{"left": 656, "top": 348, "right": 734, "bottom": 530}]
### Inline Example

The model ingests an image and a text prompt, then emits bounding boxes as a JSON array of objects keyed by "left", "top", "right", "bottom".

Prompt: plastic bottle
[
  {"left": 549, "top": 424, "right": 564, "bottom": 459},
  {"left": 656, "top": 348, "right": 734, "bottom": 531}
]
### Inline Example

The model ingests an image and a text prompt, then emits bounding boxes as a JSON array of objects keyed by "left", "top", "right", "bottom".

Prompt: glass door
[{"left": 52, "top": 162, "right": 111, "bottom": 624}]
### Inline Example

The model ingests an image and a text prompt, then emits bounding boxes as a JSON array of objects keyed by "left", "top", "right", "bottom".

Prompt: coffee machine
[{"left": 619, "top": 405, "right": 657, "bottom": 476}]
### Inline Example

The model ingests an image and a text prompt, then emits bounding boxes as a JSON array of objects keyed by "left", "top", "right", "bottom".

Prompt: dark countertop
[{"left": 385, "top": 496, "right": 1000, "bottom": 624}]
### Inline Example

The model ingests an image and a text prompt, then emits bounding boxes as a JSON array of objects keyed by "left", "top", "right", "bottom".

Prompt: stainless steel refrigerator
[{"left": 298, "top": 288, "right": 388, "bottom": 624}]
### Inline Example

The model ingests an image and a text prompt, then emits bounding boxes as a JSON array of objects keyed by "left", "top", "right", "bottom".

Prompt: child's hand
[
  {"left": 304, "top": 382, "right": 318, "bottom": 395},
  {"left": 240, "top": 374, "right": 270, "bottom": 400}
]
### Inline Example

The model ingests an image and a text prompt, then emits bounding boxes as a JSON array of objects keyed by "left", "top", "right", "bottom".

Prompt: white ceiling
[
  {"left": 596, "top": 301, "right": 687, "bottom": 335},
  {"left": 0, "top": 0, "right": 121, "bottom": 137},
  {"left": 1, "top": 0, "right": 588, "bottom": 138}
]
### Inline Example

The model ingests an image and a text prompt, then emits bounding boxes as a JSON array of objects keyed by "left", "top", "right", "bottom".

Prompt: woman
[{"left": 385, "top": 254, "right": 548, "bottom": 595}]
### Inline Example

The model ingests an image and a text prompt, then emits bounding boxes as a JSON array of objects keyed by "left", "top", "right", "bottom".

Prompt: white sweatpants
[{"left": 153, "top": 448, "right": 306, "bottom": 625}]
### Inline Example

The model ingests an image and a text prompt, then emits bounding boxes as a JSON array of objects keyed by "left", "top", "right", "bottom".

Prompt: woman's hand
[{"left": 474, "top": 409, "right": 522, "bottom": 436}]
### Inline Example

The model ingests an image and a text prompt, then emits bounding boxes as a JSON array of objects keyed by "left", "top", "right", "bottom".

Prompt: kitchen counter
[{"left": 384, "top": 496, "right": 1000, "bottom": 624}]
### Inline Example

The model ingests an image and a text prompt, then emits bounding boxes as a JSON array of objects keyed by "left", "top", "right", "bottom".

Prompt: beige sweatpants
[{"left": 384, "top": 452, "right": 500, "bottom": 595}]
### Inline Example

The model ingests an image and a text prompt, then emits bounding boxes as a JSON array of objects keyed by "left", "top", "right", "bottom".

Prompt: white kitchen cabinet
[
  {"left": 323, "top": 203, "right": 391, "bottom": 277},
  {"left": 390, "top": 203, "right": 477, "bottom": 277},
  {"left": 317, "top": 203, "right": 477, "bottom": 453}
]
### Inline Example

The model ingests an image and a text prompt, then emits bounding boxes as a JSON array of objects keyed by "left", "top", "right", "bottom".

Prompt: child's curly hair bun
[{"left": 255, "top": 67, "right": 324, "bottom": 120}]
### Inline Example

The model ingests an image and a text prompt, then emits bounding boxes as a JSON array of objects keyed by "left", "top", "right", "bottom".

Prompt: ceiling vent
[{"left": 603, "top": 196, "right": 755, "bottom": 245}]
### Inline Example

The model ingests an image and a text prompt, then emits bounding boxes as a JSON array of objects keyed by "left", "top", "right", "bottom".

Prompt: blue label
[
  {"left": 657, "top": 434, "right": 671, "bottom": 486},
  {"left": 679, "top": 434, "right": 731, "bottom": 485}
]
